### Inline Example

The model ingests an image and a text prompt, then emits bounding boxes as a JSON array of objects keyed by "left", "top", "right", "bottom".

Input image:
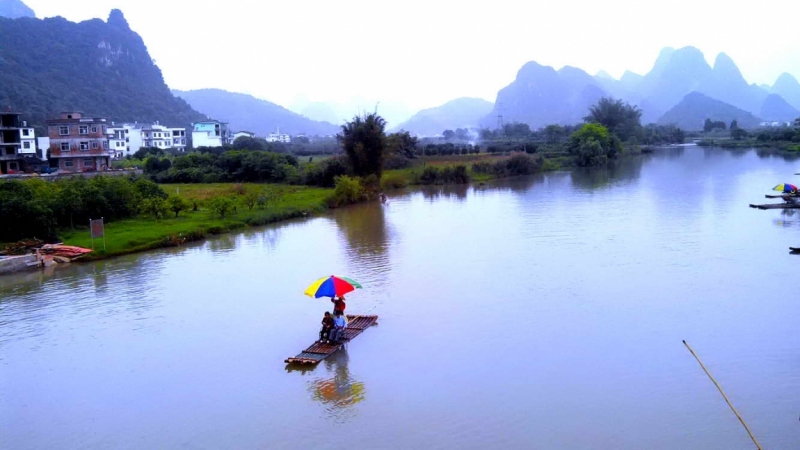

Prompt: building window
[
  {"left": 22, "top": 129, "right": 30, "bottom": 136},
  {"left": 103, "top": 141, "right": 108, "bottom": 149},
  {"left": 60, "top": 142, "right": 70, "bottom": 152},
  {"left": 79, "top": 125, "right": 88, "bottom": 134},
  {"left": 80, "top": 142, "right": 89, "bottom": 150},
  {"left": 65, "top": 160, "right": 74, "bottom": 167},
  {"left": 59, "top": 126, "right": 69, "bottom": 135},
  {"left": 91, "top": 126, "right": 98, "bottom": 133},
  {"left": 92, "top": 141, "right": 99, "bottom": 149},
  {"left": 84, "top": 158, "right": 93, "bottom": 167}
]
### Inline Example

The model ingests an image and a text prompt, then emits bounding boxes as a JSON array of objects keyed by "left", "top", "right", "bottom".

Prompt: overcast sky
[{"left": 23, "top": 0, "right": 800, "bottom": 114}]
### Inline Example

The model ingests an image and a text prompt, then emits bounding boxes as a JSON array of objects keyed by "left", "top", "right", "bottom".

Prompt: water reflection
[
  {"left": 331, "top": 201, "right": 391, "bottom": 276},
  {"left": 648, "top": 146, "right": 686, "bottom": 160},
  {"left": 773, "top": 208, "right": 800, "bottom": 228},
  {"left": 308, "top": 349, "right": 365, "bottom": 421},
  {"left": 207, "top": 232, "right": 239, "bottom": 253},
  {"left": 420, "top": 184, "right": 469, "bottom": 202},
  {"left": 570, "top": 155, "right": 644, "bottom": 191}
]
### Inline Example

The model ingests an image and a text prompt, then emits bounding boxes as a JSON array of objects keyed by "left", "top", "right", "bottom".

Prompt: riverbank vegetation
[{"left": 3, "top": 102, "right": 684, "bottom": 259}]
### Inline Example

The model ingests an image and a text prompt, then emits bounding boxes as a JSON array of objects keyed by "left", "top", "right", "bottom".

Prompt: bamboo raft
[
  {"left": 749, "top": 203, "right": 800, "bottom": 210},
  {"left": 285, "top": 314, "right": 378, "bottom": 365},
  {"left": 765, "top": 194, "right": 800, "bottom": 199}
]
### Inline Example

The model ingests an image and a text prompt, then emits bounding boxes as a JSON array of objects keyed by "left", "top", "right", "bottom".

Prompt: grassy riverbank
[
  {"left": 55, "top": 153, "right": 569, "bottom": 261},
  {"left": 61, "top": 184, "right": 331, "bottom": 260},
  {"left": 697, "top": 138, "right": 800, "bottom": 154},
  {"left": 381, "top": 153, "right": 569, "bottom": 189}
]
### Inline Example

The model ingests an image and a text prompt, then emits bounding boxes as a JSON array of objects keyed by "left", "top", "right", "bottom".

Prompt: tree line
[{"left": 0, "top": 176, "right": 170, "bottom": 242}]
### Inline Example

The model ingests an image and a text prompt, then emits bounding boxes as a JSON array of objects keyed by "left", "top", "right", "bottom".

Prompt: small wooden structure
[
  {"left": 285, "top": 314, "right": 378, "bottom": 365},
  {"left": 749, "top": 203, "right": 800, "bottom": 210},
  {"left": 765, "top": 194, "right": 800, "bottom": 200}
]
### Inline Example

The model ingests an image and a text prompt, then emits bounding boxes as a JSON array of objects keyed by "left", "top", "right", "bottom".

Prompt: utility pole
[{"left": 496, "top": 102, "right": 505, "bottom": 130}]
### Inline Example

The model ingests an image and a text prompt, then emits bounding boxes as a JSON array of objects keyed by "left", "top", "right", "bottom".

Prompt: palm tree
[{"left": 337, "top": 113, "right": 387, "bottom": 180}]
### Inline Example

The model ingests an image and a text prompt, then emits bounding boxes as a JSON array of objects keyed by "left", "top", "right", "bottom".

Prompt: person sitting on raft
[
  {"left": 329, "top": 311, "right": 347, "bottom": 343},
  {"left": 319, "top": 311, "right": 334, "bottom": 343},
  {"left": 331, "top": 296, "right": 346, "bottom": 315}
]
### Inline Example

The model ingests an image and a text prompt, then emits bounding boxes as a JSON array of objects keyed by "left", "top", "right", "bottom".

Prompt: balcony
[
  {"left": 51, "top": 147, "right": 112, "bottom": 158},
  {"left": 0, "top": 150, "right": 21, "bottom": 161}
]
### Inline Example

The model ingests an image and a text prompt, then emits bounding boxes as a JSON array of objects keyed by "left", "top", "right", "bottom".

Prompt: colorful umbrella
[
  {"left": 304, "top": 275, "right": 362, "bottom": 298},
  {"left": 773, "top": 183, "right": 799, "bottom": 193}
]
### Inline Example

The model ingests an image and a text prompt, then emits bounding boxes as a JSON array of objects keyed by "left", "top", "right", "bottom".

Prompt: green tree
[
  {"left": 731, "top": 128, "right": 748, "bottom": 140},
  {"left": 502, "top": 122, "right": 532, "bottom": 139},
  {"left": 140, "top": 197, "right": 168, "bottom": 219},
  {"left": 703, "top": 119, "right": 726, "bottom": 132},
  {"left": 543, "top": 125, "right": 565, "bottom": 144},
  {"left": 442, "top": 129, "right": 455, "bottom": 140},
  {"left": 567, "top": 123, "right": 621, "bottom": 167},
  {"left": 166, "top": 195, "right": 190, "bottom": 217},
  {"left": 338, "top": 113, "right": 387, "bottom": 182},
  {"left": 386, "top": 130, "right": 418, "bottom": 159},
  {"left": 208, "top": 197, "right": 235, "bottom": 218},
  {"left": 233, "top": 136, "right": 266, "bottom": 151},
  {"left": 585, "top": 97, "right": 642, "bottom": 142},
  {"left": 244, "top": 192, "right": 258, "bottom": 210},
  {"left": 730, "top": 119, "right": 739, "bottom": 130}
]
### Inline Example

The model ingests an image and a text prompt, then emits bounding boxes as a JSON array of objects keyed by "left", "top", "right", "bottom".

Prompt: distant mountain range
[
  {"left": 0, "top": 9, "right": 204, "bottom": 129},
  {"left": 174, "top": 89, "right": 340, "bottom": 136},
  {"left": 657, "top": 92, "right": 761, "bottom": 129},
  {"left": 288, "top": 97, "right": 414, "bottom": 129},
  {"left": 480, "top": 46, "right": 800, "bottom": 130},
  {"left": 0, "top": 0, "right": 34, "bottom": 19},
  {"left": 393, "top": 98, "right": 493, "bottom": 136}
]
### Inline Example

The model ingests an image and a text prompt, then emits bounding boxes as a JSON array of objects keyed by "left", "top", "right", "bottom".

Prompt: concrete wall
[
  {"left": 0, "top": 168, "right": 143, "bottom": 181},
  {"left": 0, "top": 254, "right": 38, "bottom": 275}
]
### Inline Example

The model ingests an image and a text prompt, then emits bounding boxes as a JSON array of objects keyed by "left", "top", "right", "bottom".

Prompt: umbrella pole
[{"left": 682, "top": 340, "right": 762, "bottom": 450}]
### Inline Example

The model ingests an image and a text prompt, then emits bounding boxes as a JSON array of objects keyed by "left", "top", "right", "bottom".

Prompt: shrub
[
  {"left": 381, "top": 172, "right": 410, "bottom": 189},
  {"left": 328, "top": 175, "right": 366, "bottom": 207}
]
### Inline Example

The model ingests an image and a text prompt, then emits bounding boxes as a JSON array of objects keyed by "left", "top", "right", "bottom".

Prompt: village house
[
  {"left": 47, "top": 112, "right": 112, "bottom": 173},
  {"left": 0, "top": 112, "right": 38, "bottom": 175},
  {"left": 232, "top": 131, "right": 256, "bottom": 141},
  {"left": 108, "top": 122, "right": 188, "bottom": 158},
  {"left": 266, "top": 128, "right": 291, "bottom": 143},
  {"left": 192, "top": 119, "right": 232, "bottom": 148}
]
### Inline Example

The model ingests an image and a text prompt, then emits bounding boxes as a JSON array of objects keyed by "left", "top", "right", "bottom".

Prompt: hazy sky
[{"left": 23, "top": 0, "right": 800, "bottom": 114}]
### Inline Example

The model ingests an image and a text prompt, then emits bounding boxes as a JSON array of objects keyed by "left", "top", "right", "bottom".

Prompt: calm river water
[{"left": 2, "top": 147, "right": 800, "bottom": 449}]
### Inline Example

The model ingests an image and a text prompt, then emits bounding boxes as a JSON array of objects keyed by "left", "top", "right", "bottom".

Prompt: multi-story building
[
  {"left": 192, "top": 120, "right": 232, "bottom": 148},
  {"left": 0, "top": 112, "right": 37, "bottom": 175},
  {"left": 232, "top": 131, "right": 256, "bottom": 141},
  {"left": 108, "top": 122, "right": 187, "bottom": 158},
  {"left": 266, "top": 128, "right": 291, "bottom": 143},
  {"left": 47, "top": 112, "right": 112, "bottom": 173}
]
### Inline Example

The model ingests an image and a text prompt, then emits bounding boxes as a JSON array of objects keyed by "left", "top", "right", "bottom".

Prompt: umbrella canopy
[
  {"left": 304, "top": 275, "right": 362, "bottom": 298},
  {"left": 773, "top": 183, "right": 799, "bottom": 193}
]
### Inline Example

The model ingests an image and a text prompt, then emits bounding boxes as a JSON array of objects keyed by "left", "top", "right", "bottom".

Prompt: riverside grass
[
  {"left": 61, "top": 154, "right": 567, "bottom": 260},
  {"left": 61, "top": 184, "right": 330, "bottom": 260},
  {"left": 381, "top": 153, "right": 567, "bottom": 189}
]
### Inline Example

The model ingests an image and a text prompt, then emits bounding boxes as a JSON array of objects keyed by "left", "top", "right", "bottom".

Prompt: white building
[
  {"left": 192, "top": 120, "right": 232, "bottom": 148},
  {"left": 36, "top": 137, "right": 50, "bottom": 160},
  {"left": 266, "top": 128, "right": 291, "bottom": 143},
  {"left": 232, "top": 131, "right": 256, "bottom": 141},
  {"left": 108, "top": 122, "right": 188, "bottom": 158},
  {"left": 17, "top": 121, "right": 38, "bottom": 157}
]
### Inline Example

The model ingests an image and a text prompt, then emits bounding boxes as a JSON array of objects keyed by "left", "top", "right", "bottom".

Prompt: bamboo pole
[{"left": 682, "top": 340, "right": 762, "bottom": 450}]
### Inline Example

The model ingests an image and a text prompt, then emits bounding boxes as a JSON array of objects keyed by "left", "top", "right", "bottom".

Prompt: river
[{"left": 2, "top": 147, "right": 800, "bottom": 449}]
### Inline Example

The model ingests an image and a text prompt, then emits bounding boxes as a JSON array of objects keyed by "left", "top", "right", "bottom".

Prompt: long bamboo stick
[{"left": 682, "top": 340, "right": 762, "bottom": 450}]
